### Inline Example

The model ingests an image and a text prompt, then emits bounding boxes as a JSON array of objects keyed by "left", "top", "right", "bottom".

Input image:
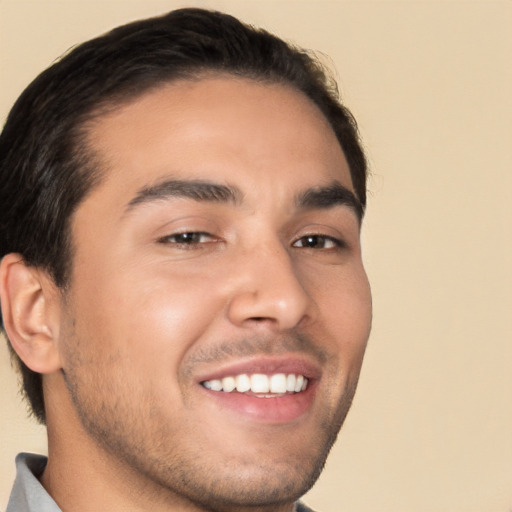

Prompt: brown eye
[
  {"left": 293, "top": 235, "right": 341, "bottom": 249},
  {"left": 159, "top": 232, "right": 214, "bottom": 245}
]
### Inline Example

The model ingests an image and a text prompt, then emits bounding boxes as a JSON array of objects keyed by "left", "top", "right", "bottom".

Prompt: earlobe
[{"left": 0, "top": 253, "right": 62, "bottom": 374}]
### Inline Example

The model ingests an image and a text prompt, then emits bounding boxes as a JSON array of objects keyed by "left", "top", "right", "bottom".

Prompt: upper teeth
[{"left": 202, "top": 373, "right": 308, "bottom": 394}]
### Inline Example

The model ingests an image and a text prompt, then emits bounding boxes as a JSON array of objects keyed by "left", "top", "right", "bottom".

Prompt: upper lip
[{"left": 195, "top": 355, "right": 321, "bottom": 383}]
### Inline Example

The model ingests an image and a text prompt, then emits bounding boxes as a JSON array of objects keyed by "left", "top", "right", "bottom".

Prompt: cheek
[
  {"left": 73, "top": 262, "right": 227, "bottom": 367},
  {"left": 309, "top": 262, "right": 372, "bottom": 355}
]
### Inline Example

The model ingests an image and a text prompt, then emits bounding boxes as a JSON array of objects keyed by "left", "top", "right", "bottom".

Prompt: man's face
[{"left": 56, "top": 77, "right": 372, "bottom": 510}]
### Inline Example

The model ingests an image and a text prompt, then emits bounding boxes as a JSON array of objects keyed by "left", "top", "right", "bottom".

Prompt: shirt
[
  {"left": 6, "top": 452, "right": 317, "bottom": 511},
  {"left": 6, "top": 453, "right": 60, "bottom": 512}
]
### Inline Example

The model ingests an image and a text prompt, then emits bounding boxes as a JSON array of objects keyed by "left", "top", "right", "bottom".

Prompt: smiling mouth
[{"left": 201, "top": 373, "right": 309, "bottom": 396}]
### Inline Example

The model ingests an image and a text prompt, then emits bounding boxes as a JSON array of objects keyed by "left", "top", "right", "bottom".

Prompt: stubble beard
[{"left": 60, "top": 330, "right": 361, "bottom": 512}]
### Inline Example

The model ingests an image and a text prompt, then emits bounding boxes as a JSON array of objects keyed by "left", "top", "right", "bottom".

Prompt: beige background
[{"left": 1, "top": 1, "right": 511, "bottom": 511}]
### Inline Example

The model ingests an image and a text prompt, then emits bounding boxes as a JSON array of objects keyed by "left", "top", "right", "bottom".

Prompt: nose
[{"left": 226, "top": 242, "right": 312, "bottom": 331}]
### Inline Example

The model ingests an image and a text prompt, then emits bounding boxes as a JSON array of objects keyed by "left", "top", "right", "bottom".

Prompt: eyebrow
[
  {"left": 125, "top": 179, "right": 242, "bottom": 213},
  {"left": 295, "top": 182, "right": 364, "bottom": 221},
  {"left": 124, "top": 177, "right": 363, "bottom": 221}
]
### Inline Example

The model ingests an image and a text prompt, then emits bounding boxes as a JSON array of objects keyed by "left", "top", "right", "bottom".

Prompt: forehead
[{"left": 84, "top": 76, "right": 353, "bottom": 208}]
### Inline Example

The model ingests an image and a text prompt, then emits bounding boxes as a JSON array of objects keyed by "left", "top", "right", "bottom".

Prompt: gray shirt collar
[{"left": 6, "top": 453, "right": 61, "bottom": 512}]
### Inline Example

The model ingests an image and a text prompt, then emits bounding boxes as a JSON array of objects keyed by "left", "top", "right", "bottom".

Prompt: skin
[{"left": 28, "top": 77, "right": 372, "bottom": 511}]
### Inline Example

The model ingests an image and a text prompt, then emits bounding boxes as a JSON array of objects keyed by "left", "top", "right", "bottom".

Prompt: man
[{"left": 0, "top": 8, "right": 372, "bottom": 512}]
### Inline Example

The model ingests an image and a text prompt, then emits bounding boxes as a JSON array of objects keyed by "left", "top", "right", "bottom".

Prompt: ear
[{"left": 0, "top": 253, "right": 62, "bottom": 373}]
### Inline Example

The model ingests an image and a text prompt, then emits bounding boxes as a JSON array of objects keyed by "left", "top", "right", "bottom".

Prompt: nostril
[{"left": 245, "top": 316, "right": 279, "bottom": 327}]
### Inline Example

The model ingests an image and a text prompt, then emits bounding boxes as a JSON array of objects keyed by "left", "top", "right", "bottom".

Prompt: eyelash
[
  {"left": 158, "top": 232, "right": 216, "bottom": 247},
  {"left": 158, "top": 231, "right": 346, "bottom": 251},
  {"left": 292, "top": 234, "right": 346, "bottom": 250}
]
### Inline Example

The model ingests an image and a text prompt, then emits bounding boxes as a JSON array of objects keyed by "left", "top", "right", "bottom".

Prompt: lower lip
[{"left": 201, "top": 382, "right": 317, "bottom": 424}]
